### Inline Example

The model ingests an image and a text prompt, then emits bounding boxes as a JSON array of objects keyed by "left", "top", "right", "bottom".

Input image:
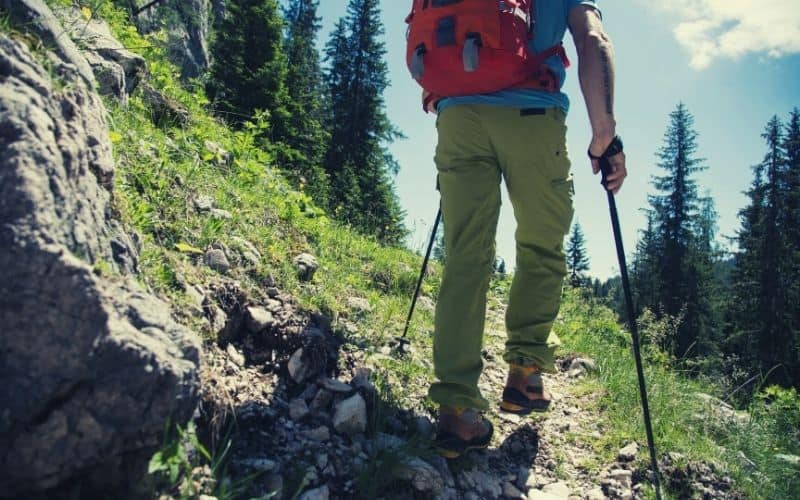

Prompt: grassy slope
[{"left": 49, "top": 2, "right": 799, "bottom": 498}]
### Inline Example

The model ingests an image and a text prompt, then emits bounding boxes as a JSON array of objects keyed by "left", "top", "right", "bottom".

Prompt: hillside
[{"left": 1, "top": 1, "right": 798, "bottom": 499}]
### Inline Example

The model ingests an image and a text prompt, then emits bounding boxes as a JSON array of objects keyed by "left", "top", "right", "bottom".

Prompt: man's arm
[{"left": 569, "top": 5, "right": 627, "bottom": 193}]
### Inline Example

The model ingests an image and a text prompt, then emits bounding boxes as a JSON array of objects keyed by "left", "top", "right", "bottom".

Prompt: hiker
[{"left": 405, "top": 0, "right": 626, "bottom": 458}]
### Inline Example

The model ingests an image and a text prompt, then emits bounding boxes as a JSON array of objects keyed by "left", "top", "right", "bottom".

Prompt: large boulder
[
  {"left": 59, "top": 6, "right": 147, "bottom": 102},
  {"left": 0, "top": 3, "right": 200, "bottom": 496}
]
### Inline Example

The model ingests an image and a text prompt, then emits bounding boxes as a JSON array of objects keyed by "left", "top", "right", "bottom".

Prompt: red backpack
[{"left": 405, "top": 0, "right": 569, "bottom": 99}]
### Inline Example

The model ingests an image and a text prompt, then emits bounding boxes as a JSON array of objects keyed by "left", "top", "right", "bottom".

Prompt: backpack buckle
[
  {"left": 463, "top": 33, "right": 482, "bottom": 72},
  {"left": 411, "top": 44, "right": 426, "bottom": 80}
]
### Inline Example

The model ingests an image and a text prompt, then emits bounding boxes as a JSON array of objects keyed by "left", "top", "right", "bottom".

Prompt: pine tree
[
  {"left": 646, "top": 103, "right": 715, "bottom": 358},
  {"left": 728, "top": 161, "right": 766, "bottom": 367},
  {"left": 631, "top": 210, "right": 661, "bottom": 318},
  {"left": 323, "top": 0, "right": 406, "bottom": 244},
  {"left": 566, "top": 222, "right": 590, "bottom": 287},
  {"left": 207, "top": 0, "right": 290, "bottom": 141},
  {"left": 685, "top": 194, "right": 721, "bottom": 355},
  {"left": 782, "top": 109, "right": 800, "bottom": 386},
  {"left": 281, "top": 0, "right": 330, "bottom": 205},
  {"left": 729, "top": 114, "right": 799, "bottom": 386}
]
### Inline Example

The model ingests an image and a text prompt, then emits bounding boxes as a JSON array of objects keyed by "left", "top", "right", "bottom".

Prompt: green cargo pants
[{"left": 429, "top": 104, "right": 574, "bottom": 411}]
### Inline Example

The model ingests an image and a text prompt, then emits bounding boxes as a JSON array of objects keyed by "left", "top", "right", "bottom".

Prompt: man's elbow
[{"left": 575, "top": 29, "right": 613, "bottom": 56}]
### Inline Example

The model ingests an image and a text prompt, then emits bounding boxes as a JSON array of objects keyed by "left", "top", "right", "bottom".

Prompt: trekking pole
[
  {"left": 592, "top": 137, "right": 663, "bottom": 500},
  {"left": 397, "top": 207, "right": 441, "bottom": 352}
]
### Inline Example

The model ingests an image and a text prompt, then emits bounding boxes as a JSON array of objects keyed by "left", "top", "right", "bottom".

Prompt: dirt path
[{"left": 189, "top": 288, "right": 649, "bottom": 500}]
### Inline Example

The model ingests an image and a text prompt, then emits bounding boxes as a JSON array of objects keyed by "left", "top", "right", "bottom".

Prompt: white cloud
[{"left": 650, "top": 0, "right": 800, "bottom": 69}]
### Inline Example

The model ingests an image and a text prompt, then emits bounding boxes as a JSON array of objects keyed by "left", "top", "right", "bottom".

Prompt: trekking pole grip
[{"left": 588, "top": 135, "right": 623, "bottom": 192}]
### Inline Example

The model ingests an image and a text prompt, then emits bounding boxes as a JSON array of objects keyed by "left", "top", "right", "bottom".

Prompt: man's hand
[{"left": 589, "top": 137, "right": 627, "bottom": 194}]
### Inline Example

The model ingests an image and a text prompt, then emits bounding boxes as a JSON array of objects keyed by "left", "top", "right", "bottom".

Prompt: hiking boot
[
  {"left": 500, "top": 363, "right": 552, "bottom": 414},
  {"left": 433, "top": 405, "right": 493, "bottom": 459}
]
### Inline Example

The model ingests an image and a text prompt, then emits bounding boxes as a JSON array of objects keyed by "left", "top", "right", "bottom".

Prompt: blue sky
[{"left": 313, "top": 1, "right": 800, "bottom": 279}]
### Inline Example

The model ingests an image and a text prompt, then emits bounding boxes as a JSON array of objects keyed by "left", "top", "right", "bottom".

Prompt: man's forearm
[{"left": 576, "top": 26, "right": 617, "bottom": 148}]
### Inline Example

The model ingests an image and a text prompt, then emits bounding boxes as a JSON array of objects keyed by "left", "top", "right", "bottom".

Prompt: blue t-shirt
[{"left": 438, "top": 0, "right": 600, "bottom": 114}]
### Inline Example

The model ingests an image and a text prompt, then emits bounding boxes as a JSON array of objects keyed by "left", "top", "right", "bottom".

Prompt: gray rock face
[
  {"left": 60, "top": 6, "right": 146, "bottom": 102},
  {"left": 0, "top": 10, "right": 199, "bottom": 496}
]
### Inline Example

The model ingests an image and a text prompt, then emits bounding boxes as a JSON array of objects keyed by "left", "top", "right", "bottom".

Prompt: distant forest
[
  {"left": 567, "top": 104, "right": 800, "bottom": 396},
  {"left": 203, "top": 0, "right": 406, "bottom": 244}
]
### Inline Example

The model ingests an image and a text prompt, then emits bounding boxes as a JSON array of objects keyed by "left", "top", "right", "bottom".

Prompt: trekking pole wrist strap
[
  {"left": 587, "top": 135, "right": 624, "bottom": 160},
  {"left": 588, "top": 135, "right": 623, "bottom": 189}
]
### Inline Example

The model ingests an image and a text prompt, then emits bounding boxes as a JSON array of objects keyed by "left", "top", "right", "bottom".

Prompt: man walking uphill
[{"left": 405, "top": 0, "right": 626, "bottom": 458}]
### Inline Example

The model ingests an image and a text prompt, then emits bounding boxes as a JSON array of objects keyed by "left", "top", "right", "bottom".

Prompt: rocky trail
[{"left": 185, "top": 288, "right": 688, "bottom": 500}]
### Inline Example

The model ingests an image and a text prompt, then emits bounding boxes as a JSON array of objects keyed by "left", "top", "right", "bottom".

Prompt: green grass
[{"left": 556, "top": 289, "right": 800, "bottom": 499}]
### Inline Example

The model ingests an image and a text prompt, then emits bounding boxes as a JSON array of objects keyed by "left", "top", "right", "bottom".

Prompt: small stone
[
  {"left": 289, "top": 399, "right": 310, "bottom": 421},
  {"left": 499, "top": 411, "right": 523, "bottom": 424},
  {"left": 316, "top": 454, "right": 329, "bottom": 470},
  {"left": 542, "top": 481, "right": 571, "bottom": 498},
  {"left": 266, "top": 287, "right": 280, "bottom": 298},
  {"left": 288, "top": 348, "right": 310, "bottom": 383},
  {"left": 609, "top": 469, "right": 632, "bottom": 485},
  {"left": 194, "top": 195, "right": 215, "bottom": 211},
  {"left": 527, "top": 490, "right": 563, "bottom": 500},
  {"left": 306, "top": 426, "right": 330, "bottom": 442},
  {"left": 299, "top": 384, "right": 319, "bottom": 402},
  {"left": 776, "top": 454, "right": 800, "bottom": 466},
  {"left": 310, "top": 389, "right": 333, "bottom": 411},
  {"left": 205, "top": 248, "right": 230, "bottom": 273},
  {"left": 618, "top": 442, "right": 639, "bottom": 462},
  {"left": 265, "top": 298, "right": 282, "bottom": 313},
  {"left": 394, "top": 458, "right": 444, "bottom": 493},
  {"left": 374, "top": 432, "right": 404, "bottom": 451},
  {"left": 585, "top": 487, "right": 605, "bottom": 500},
  {"left": 346, "top": 296, "right": 372, "bottom": 313},
  {"left": 503, "top": 481, "right": 524, "bottom": 498},
  {"left": 524, "top": 470, "right": 538, "bottom": 489},
  {"left": 567, "top": 357, "right": 597, "bottom": 378},
  {"left": 237, "top": 458, "right": 276, "bottom": 472},
  {"left": 209, "top": 208, "right": 232, "bottom": 219},
  {"left": 319, "top": 377, "right": 353, "bottom": 393},
  {"left": 293, "top": 253, "right": 319, "bottom": 282},
  {"left": 414, "top": 416, "right": 434, "bottom": 436},
  {"left": 185, "top": 285, "right": 205, "bottom": 311},
  {"left": 246, "top": 306, "right": 274, "bottom": 333},
  {"left": 297, "top": 485, "right": 329, "bottom": 500},
  {"left": 417, "top": 296, "right": 435, "bottom": 312},
  {"left": 333, "top": 394, "right": 367, "bottom": 436},
  {"left": 226, "top": 344, "right": 245, "bottom": 367}
]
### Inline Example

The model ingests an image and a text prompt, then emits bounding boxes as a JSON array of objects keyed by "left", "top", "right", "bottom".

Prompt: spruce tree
[
  {"left": 631, "top": 211, "right": 661, "bottom": 318},
  {"left": 647, "top": 103, "right": 715, "bottom": 358},
  {"left": 728, "top": 161, "right": 766, "bottom": 367},
  {"left": 566, "top": 222, "right": 590, "bottom": 287},
  {"left": 782, "top": 109, "right": 800, "bottom": 385},
  {"left": 729, "top": 114, "right": 799, "bottom": 386},
  {"left": 323, "top": 0, "right": 406, "bottom": 244},
  {"left": 282, "top": 0, "right": 330, "bottom": 205},
  {"left": 207, "top": 0, "right": 290, "bottom": 141}
]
